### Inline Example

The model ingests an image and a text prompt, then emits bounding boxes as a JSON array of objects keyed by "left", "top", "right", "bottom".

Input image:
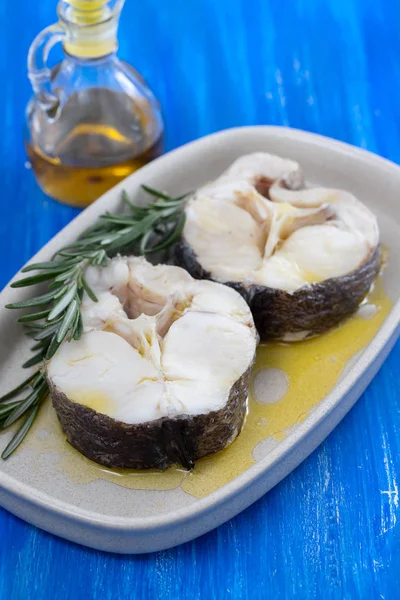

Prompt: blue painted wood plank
[{"left": 0, "top": 0, "right": 399, "bottom": 598}]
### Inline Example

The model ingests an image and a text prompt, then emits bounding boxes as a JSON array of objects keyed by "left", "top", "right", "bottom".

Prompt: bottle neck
[{"left": 57, "top": 0, "right": 124, "bottom": 59}]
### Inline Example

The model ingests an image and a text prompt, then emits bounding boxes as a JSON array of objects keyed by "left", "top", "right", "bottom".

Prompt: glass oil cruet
[{"left": 25, "top": 0, "right": 164, "bottom": 208}]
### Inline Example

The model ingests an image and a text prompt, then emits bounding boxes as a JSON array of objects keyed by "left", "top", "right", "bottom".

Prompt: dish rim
[{"left": 1, "top": 125, "right": 399, "bottom": 533}]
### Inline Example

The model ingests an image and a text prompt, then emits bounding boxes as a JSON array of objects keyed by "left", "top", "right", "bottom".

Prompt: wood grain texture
[{"left": 0, "top": 0, "right": 399, "bottom": 598}]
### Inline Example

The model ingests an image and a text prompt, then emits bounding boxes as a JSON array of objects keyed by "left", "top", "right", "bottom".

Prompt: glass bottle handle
[{"left": 27, "top": 23, "right": 66, "bottom": 114}]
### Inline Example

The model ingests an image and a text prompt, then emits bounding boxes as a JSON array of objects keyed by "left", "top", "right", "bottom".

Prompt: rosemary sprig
[{"left": 0, "top": 185, "right": 189, "bottom": 458}]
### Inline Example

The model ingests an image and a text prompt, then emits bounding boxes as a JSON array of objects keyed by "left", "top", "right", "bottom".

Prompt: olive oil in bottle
[{"left": 26, "top": 1, "right": 164, "bottom": 208}]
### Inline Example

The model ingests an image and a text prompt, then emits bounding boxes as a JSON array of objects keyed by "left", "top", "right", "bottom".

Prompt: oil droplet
[
  {"left": 357, "top": 303, "right": 378, "bottom": 320},
  {"left": 253, "top": 368, "right": 289, "bottom": 404},
  {"left": 37, "top": 428, "right": 51, "bottom": 440}
]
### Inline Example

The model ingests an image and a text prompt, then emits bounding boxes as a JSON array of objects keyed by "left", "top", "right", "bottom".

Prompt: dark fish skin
[
  {"left": 175, "top": 240, "right": 381, "bottom": 340},
  {"left": 48, "top": 357, "right": 254, "bottom": 471}
]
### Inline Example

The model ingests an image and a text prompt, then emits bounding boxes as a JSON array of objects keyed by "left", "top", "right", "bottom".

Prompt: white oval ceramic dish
[{"left": 0, "top": 127, "right": 399, "bottom": 554}]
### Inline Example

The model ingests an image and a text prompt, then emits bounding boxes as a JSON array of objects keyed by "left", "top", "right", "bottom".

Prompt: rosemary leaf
[
  {"left": 81, "top": 278, "right": 98, "bottom": 302},
  {"left": 23, "top": 352, "right": 46, "bottom": 369},
  {"left": 148, "top": 214, "right": 187, "bottom": 253},
  {"left": 0, "top": 371, "right": 38, "bottom": 403},
  {"left": 56, "top": 299, "right": 78, "bottom": 344},
  {"left": 73, "top": 313, "right": 83, "bottom": 340},
  {"left": 56, "top": 251, "right": 81, "bottom": 259},
  {"left": 11, "top": 271, "right": 63, "bottom": 288},
  {"left": 100, "top": 214, "right": 138, "bottom": 225},
  {"left": 122, "top": 190, "right": 148, "bottom": 214},
  {"left": 53, "top": 284, "right": 70, "bottom": 299},
  {"left": 18, "top": 309, "right": 51, "bottom": 323},
  {"left": 48, "top": 280, "right": 65, "bottom": 291},
  {"left": 91, "top": 249, "right": 108, "bottom": 266},
  {"left": 31, "top": 341, "right": 45, "bottom": 352},
  {"left": 33, "top": 373, "right": 46, "bottom": 389},
  {"left": 45, "top": 333, "right": 61, "bottom": 360},
  {"left": 157, "top": 206, "right": 183, "bottom": 219},
  {"left": 141, "top": 184, "right": 171, "bottom": 200},
  {"left": 22, "top": 323, "right": 45, "bottom": 331},
  {"left": 1, "top": 404, "right": 40, "bottom": 459},
  {"left": 3, "top": 383, "right": 45, "bottom": 428},
  {"left": 29, "top": 323, "right": 60, "bottom": 341},
  {"left": 6, "top": 290, "right": 58, "bottom": 310},
  {"left": 54, "top": 267, "right": 78, "bottom": 283},
  {"left": 70, "top": 308, "right": 80, "bottom": 340},
  {"left": 22, "top": 261, "right": 68, "bottom": 272},
  {"left": 149, "top": 198, "right": 187, "bottom": 210},
  {"left": 139, "top": 229, "right": 153, "bottom": 255},
  {"left": 0, "top": 400, "right": 23, "bottom": 414},
  {"left": 48, "top": 284, "right": 77, "bottom": 321}
]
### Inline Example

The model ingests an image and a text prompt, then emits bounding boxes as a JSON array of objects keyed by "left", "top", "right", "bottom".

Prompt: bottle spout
[{"left": 58, "top": 0, "right": 125, "bottom": 58}]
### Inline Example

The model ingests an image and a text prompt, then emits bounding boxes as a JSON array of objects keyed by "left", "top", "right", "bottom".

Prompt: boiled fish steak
[
  {"left": 47, "top": 257, "right": 258, "bottom": 470},
  {"left": 175, "top": 152, "right": 380, "bottom": 340}
]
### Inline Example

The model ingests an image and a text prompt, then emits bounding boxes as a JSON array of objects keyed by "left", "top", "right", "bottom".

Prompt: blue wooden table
[{"left": 0, "top": 0, "right": 399, "bottom": 598}]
